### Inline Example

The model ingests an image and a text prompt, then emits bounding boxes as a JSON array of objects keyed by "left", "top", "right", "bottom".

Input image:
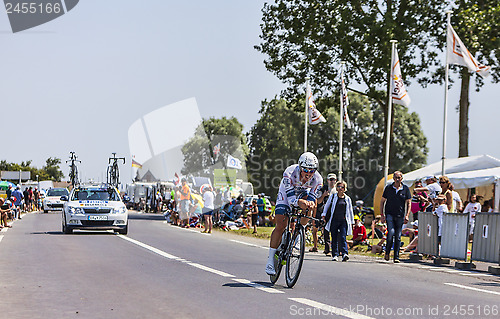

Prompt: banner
[
  {"left": 340, "top": 69, "right": 352, "bottom": 129},
  {"left": 447, "top": 24, "right": 490, "bottom": 77},
  {"left": 214, "top": 169, "right": 236, "bottom": 188},
  {"left": 391, "top": 49, "right": 411, "bottom": 107},
  {"left": 226, "top": 154, "right": 242, "bottom": 169},
  {"left": 306, "top": 82, "right": 326, "bottom": 125}
]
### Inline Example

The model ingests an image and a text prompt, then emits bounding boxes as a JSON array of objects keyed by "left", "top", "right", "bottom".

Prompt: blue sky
[{"left": 0, "top": 0, "right": 497, "bottom": 184}]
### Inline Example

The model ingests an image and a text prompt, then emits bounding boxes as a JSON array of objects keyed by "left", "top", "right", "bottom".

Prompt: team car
[
  {"left": 43, "top": 188, "right": 69, "bottom": 213},
  {"left": 61, "top": 184, "right": 128, "bottom": 234}
]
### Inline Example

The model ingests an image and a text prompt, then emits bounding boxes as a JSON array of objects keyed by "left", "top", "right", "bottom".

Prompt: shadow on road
[
  {"left": 128, "top": 213, "right": 166, "bottom": 221},
  {"left": 472, "top": 282, "right": 500, "bottom": 287},
  {"left": 30, "top": 231, "right": 116, "bottom": 236}
]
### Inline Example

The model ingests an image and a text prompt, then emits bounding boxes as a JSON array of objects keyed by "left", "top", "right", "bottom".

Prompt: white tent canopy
[{"left": 402, "top": 155, "right": 500, "bottom": 186}]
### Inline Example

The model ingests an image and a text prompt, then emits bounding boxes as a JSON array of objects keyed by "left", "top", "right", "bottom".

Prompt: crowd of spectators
[{"left": 0, "top": 184, "right": 43, "bottom": 229}]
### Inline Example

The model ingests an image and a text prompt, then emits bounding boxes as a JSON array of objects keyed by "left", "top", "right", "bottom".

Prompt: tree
[
  {"left": 181, "top": 117, "right": 249, "bottom": 178},
  {"left": 452, "top": 2, "right": 500, "bottom": 157},
  {"left": 255, "top": 0, "right": 447, "bottom": 169},
  {"left": 247, "top": 94, "right": 428, "bottom": 204},
  {"left": 0, "top": 157, "right": 64, "bottom": 182}
]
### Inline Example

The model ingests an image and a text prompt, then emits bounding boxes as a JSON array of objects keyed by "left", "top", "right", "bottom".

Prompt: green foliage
[
  {"left": 181, "top": 117, "right": 249, "bottom": 178},
  {"left": 255, "top": 0, "right": 448, "bottom": 109},
  {"left": 0, "top": 157, "right": 64, "bottom": 182},
  {"left": 247, "top": 95, "right": 428, "bottom": 203}
]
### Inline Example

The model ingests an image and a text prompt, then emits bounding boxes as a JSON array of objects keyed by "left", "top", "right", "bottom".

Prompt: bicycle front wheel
[{"left": 285, "top": 225, "right": 305, "bottom": 288}]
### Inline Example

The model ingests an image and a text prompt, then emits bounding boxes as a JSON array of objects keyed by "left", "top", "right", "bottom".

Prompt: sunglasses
[
  {"left": 328, "top": 178, "right": 336, "bottom": 181},
  {"left": 336, "top": 185, "right": 345, "bottom": 189},
  {"left": 439, "top": 181, "right": 447, "bottom": 184},
  {"left": 301, "top": 168, "right": 316, "bottom": 174}
]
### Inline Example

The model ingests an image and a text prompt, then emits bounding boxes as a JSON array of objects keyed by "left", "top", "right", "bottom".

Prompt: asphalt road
[{"left": 1, "top": 211, "right": 499, "bottom": 319}]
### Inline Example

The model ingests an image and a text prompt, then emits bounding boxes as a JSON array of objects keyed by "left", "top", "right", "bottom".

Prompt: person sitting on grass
[
  {"left": 368, "top": 216, "right": 386, "bottom": 239},
  {"left": 348, "top": 215, "right": 367, "bottom": 248},
  {"left": 401, "top": 220, "right": 418, "bottom": 242}
]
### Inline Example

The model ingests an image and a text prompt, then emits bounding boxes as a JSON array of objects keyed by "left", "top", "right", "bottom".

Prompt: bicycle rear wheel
[{"left": 285, "top": 225, "right": 305, "bottom": 288}]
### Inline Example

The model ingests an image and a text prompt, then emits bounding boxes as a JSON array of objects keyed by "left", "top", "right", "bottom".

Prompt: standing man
[
  {"left": 310, "top": 172, "right": 336, "bottom": 254},
  {"left": 380, "top": 171, "right": 411, "bottom": 263},
  {"left": 179, "top": 178, "right": 191, "bottom": 228},
  {"left": 257, "top": 193, "right": 265, "bottom": 226},
  {"left": 12, "top": 185, "right": 24, "bottom": 220}
]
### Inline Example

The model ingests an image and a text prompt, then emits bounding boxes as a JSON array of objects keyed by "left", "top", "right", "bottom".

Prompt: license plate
[{"left": 88, "top": 215, "right": 108, "bottom": 221}]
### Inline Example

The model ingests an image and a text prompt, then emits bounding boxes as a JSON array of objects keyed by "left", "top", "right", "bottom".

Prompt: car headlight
[{"left": 113, "top": 207, "right": 126, "bottom": 214}]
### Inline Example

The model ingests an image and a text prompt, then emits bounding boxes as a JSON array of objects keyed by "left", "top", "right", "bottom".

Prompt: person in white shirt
[
  {"left": 463, "top": 194, "right": 481, "bottom": 240},
  {"left": 201, "top": 186, "right": 215, "bottom": 233},
  {"left": 433, "top": 194, "right": 448, "bottom": 243},
  {"left": 449, "top": 183, "right": 463, "bottom": 213}
]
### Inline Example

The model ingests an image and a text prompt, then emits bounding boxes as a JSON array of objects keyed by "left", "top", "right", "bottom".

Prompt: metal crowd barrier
[
  {"left": 440, "top": 213, "right": 469, "bottom": 260},
  {"left": 417, "top": 212, "right": 439, "bottom": 256},
  {"left": 471, "top": 213, "right": 500, "bottom": 263}
]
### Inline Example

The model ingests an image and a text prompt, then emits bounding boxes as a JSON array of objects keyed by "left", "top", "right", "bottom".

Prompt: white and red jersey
[{"left": 276, "top": 164, "right": 323, "bottom": 208}]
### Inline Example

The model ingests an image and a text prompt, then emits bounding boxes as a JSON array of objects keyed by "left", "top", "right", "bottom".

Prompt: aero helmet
[{"left": 298, "top": 152, "right": 318, "bottom": 170}]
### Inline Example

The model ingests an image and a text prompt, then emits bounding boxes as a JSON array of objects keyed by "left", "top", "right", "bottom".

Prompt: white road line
[
  {"left": 460, "top": 273, "right": 494, "bottom": 277},
  {"left": 230, "top": 239, "right": 268, "bottom": 250},
  {"left": 289, "top": 298, "right": 375, "bottom": 319},
  {"left": 232, "top": 278, "right": 284, "bottom": 294},
  {"left": 116, "top": 235, "right": 179, "bottom": 260},
  {"left": 445, "top": 270, "right": 464, "bottom": 273},
  {"left": 187, "top": 262, "right": 235, "bottom": 278},
  {"left": 0, "top": 235, "right": 3, "bottom": 243},
  {"left": 444, "top": 283, "right": 500, "bottom": 296}
]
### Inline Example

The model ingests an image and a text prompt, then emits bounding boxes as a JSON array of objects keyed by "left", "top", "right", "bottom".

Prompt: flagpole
[
  {"left": 384, "top": 40, "right": 397, "bottom": 186},
  {"left": 339, "top": 62, "right": 345, "bottom": 182},
  {"left": 304, "top": 77, "right": 310, "bottom": 152},
  {"left": 442, "top": 11, "right": 452, "bottom": 176}
]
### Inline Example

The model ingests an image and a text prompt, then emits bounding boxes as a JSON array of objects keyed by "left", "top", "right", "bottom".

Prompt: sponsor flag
[
  {"left": 226, "top": 154, "right": 242, "bottom": 169},
  {"left": 306, "top": 82, "right": 326, "bottom": 125},
  {"left": 447, "top": 24, "right": 490, "bottom": 77},
  {"left": 174, "top": 172, "right": 180, "bottom": 186},
  {"left": 340, "top": 69, "right": 352, "bottom": 129},
  {"left": 391, "top": 49, "right": 411, "bottom": 107}
]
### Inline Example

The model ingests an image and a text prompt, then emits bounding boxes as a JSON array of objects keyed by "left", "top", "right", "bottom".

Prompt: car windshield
[
  {"left": 46, "top": 188, "right": 69, "bottom": 197},
  {"left": 71, "top": 187, "right": 121, "bottom": 201}
]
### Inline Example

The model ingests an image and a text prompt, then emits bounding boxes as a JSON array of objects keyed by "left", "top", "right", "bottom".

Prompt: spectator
[
  {"left": 463, "top": 194, "right": 481, "bottom": 241},
  {"left": 249, "top": 199, "right": 258, "bottom": 234},
  {"left": 438, "top": 176, "right": 453, "bottom": 212},
  {"left": 411, "top": 180, "right": 429, "bottom": 221},
  {"left": 415, "top": 176, "right": 441, "bottom": 211},
  {"left": 402, "top": 220, "right": 419, "bottom": 242},
  {"left": 257, "top": 193, "right": 265, "bottom": 226},
  {"left": 380, "top": 171, "right": 411, "bottom": 263},
  {"left": 6, "top": 184, "right": 13, "bottom": 200},
  {"left": 0, "top": 198, "right": 12, "bottom": 228},
  {"left": 201, "top": 186, "right": 215, "bottom": 233},
  {"left": 34, "top": 187, "right": 40, "bottom": 211},
  {"left": 179, "top": 179, "right": 191, "bottom": 228},
  {"left": 348, "top": 215, "right": 367, "bottom": 248},
  {"left": 402, "top": 235, "right": 418, "bottom": 253},
  {"left": 12, "top": 185, "right": 24, "bottom": 219},
  {"left": 322, "top": 180, "right": 354, "bottom": 262},
  {"left": 433, "top": 194, "right": 448, "bottom": 244},
  {"left": 28, "top": 186, "right": 34, "bottom": 212},
  {"left": 481, "top": 199, "right": 493, "bottom": 212},
  {"left": 368, "top": 216, "right": 386, "bottom": 239},
  {"left": 23, "top": 187, "right": 30, "bottom": 212},
  {"left": 310, "top": 172, "right": 336, "bottom": 254},
  {"left": 449, "top": 183, "right": 463, "bottom": 213}
]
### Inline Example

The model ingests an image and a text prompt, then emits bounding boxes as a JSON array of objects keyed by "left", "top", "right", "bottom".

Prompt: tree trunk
[{"left": 458, "top": 68, "right": 470, "bottom": 158}]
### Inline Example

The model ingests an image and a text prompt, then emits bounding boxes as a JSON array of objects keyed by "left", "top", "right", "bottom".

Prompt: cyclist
[{"left": 265, "top": 152, "right": 323, "bottom": 275}]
